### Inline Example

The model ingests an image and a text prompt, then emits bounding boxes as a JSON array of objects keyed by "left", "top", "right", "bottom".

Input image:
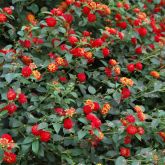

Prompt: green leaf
[
  {"left": 113, "top": 91, "right": 121, "bottom": 104},
  {"left": 53, "top": 123, "right": 61, "bottom": 134},
  {"left": 22, "top": 137, "right": 34, "bottom": 144},
  {"left": 32, "top": 140, "right": 39, "bottom": 154},
  {"left": 78, "top": 130, "right": 87, "bottom": 140},
  {"left": 0, "top": 147, "right": 4, "bottom": 163},
  {"left": 88, "top": 86, "right": 96, "bottom": 94},
  {"left": 154, "top": 81, "right": 162, "bottom": 91},
  {"left": 135, "top": 134, "right": 142, "bottom": 141},
  {"left": 0, "top": 110, "right": 8, "bottom": 118},
  {"left": 65, "top": 53, "right": 72, "bottom": 63},
  {"left": 154, "top": 0, "right": 161, "bottom": 4},
  {"left": 5, "top": 73, "right": 20, "bottom": 83},
  {"left": 131, "top": 161, "right": 141, "bottom": 165},
  {"left": 115, "top": 156, "right": 127, "bottom": 165},
  {"left": 38, "top": 122, "right": 48, "bottom": 130},
  {"left": 27, "top": 4, "right": 39, "bottom": 13},
  {"left": 78, "top": 118, "right": 88, "bottom": 124},
  {"left": 69, "top": 149, "right": 82, "bottom": 156}
]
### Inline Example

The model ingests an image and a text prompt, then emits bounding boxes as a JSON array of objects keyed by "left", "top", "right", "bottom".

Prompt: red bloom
[
  {"left": 63, "top": 13, "right": 73, "bottom": 24},
  {"left": 126, "top": 125, "right": 138, "bottom": 135},
  {"left": 149, "top": 44, "right": 155, "bottom": 50},
  {"left": 87, "top": 13, "right": 96, "bottom": 22},
  {"left": 31, "top": 124, "right": 41, "bottom": 136},
  {"left": 0, "top": 14, "right": 7, "bottom": 23},
  {"left": 68, "top": 36, "right": 78, "bottom": 45},
  {"left": 91, "top": 38, "right": 103, "bottom": 47},
  {"left": 63, "top": 118, "right": 73, "bottom": 129},
  {"left": 54, "top": 107, "right": 65, "bottom": 116},
  {"left": 154, "top": 35, "right": 160, "bottom": 42},
  {"left": 126, "top": 115, "right": 135, "bottom": 123},
  {"left": 46, "top": 17, "right": 57, "bottom": 27},
  {"left": 86, "top": 113, "right": 97, "bottom": 121},
  {"left": 118, "top": 22, "right": 127, "bottom": 29},
  {"left": 133, "top": 19, "right": 141, "bottom": 26},
  {"left": 7, "top": 88, "right": 17, "bottom": 101},
  {"left": 116, "top": 2, "right": 123, "bottom": 8},
  {"left": 102, "top": 48, "right": 110, "bottom": 57},
  {"left": 121, "top": 88, "right": 131, "bottom": 99},
  {"left": 138, "top": 27, "right": 148, "bottom": 37},
  {"left": 83, "top": 30, "right": 91, "bottom": 37},
  {"left": 66, "top": 0, "right": 74, "bottom": 5},
  {"left": 77, "top": 73, "right": 86, "bottom": 82},
  {"left": 3, "top": 152, "right": 16, "bottom": 164},
  {"left": 4, "top": 103, "right": 17, "bottom": 114},
  {"left": 39, "top": 130, "right": 51, "bottom": 142},
  {"left": 21, "top": 55, "right": 32, "bottom": 65},
  {"left": 33, "top": 37, "right": 44, "bottom": 45},
  {"left": 120, "top": 147, "right": 130, "bottom": 157},
  {"left": 135, "top": 47, "right": 142, "bottom": 54},
  {"left": 115, "top": 13, "right": 122, "bottom": 21},
  {"left": 59, "top": 76, "right": 67, "bottom": 83},
  {"left": 20, "top": 40, "right": 31, "bottom": 48},
  {"left": 124, "top": 3, "right": 130, "bottom": 10},
  {"left": 18, "top": 93, "right": 27, "bottom": 104},
  {"left": 124, "top": 136, "right": 131, "bottom": 144},
  {"left": 138, "top": 127, "right": 145, "bottom": 135},
  {"left": 22, "top": 66, "right": 32, "bottom": 78},
  {"left": 127, "top": 64, "right": 135, "bottom": 72},
  {"left": 83, "top": 105, "right": 92, "bottom": 115},
  {"left": 131, "top": 37, "right": 137, "bottom": 45},
  {"left": 93, "top": 102, "right": 100, "bottom": 111},
  {"left": 104, "top": 67, "right": 112, "bottom": 77},
  {"left": 135, "top": 62, "right": 143, "bottom": 70},
  {"left": 1, "top": 134, "right": 13, "bottom": 142},
  {"left": 91, "top": 118, "right": 102, "bottom": 128},
  {"left": 118, "top": 32, "right": 124, "bottom": 40},
  {"left": 82, "top": 6, "right": 91, "bottom": 15},
  {"left": 70, "top": 48, "right": 84, "bottom": 57},
  {"left": 3, "top": 7, "right": 13, "bottom": 15}
]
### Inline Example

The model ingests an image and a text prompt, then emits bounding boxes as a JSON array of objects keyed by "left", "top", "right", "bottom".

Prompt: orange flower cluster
[
  {"left": 134, "top": 105, "right": 146, "bottom": 121},
  {"left": 26, "top": 13, "right": 37, "bottom": 25},
  {"left": 158, "top": 132, "right": 165, "bottom": 142},
  {"left": 0, "top": 138, "right": 15, "bottom": 150},
  {"left": 88, "top": 129, "right": 104, "bottom": 147},
  {"left": 32, "top": 70, "right": 42, "bottom": 80},
  {"left": 65, "top": 107, "right": 76, "bottom": 117},
  {"left": 85, "top": 0, "right": 111, "bottom": 15},
  {"left": 55, "top": 57, "right": 65, "bottom": 66},
  {"left": 85, "top": 99, "right": 95, "bottom": 109},
  {"left": 120, "top": 77, "right": 134, "bottom": 87},
  {"left": 48, "top": 63, "right": 58, "bottom": 73},
  {"left": 150, "top": 71, "right": 160, "bottom": 79},
  {"left": 100, "top": 103, "right": 111, "bottom": 115}
]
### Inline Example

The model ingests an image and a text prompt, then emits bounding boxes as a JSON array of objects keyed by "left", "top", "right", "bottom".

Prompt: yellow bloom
[
  {"left": 85, "top": 99, "right": 95, "bottom": 109},
  {"left": 65, "top": 107, "right": 76, "bottom": 117}
]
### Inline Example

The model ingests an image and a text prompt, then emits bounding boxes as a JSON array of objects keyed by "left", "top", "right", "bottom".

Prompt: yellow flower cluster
[
  {"left": 100, "top": 103, "right": 111, "bottom": 115},
  {"left": 65, "top": 107, "right": 76, "bottom": 117},
  {"left": 120, "top": 77, "right": 134, "bottom": 86}
]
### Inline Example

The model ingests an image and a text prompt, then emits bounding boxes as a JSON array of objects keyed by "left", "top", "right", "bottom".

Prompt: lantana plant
[{"left": 0, "top": 0, "right": 165, "bottom": 164}]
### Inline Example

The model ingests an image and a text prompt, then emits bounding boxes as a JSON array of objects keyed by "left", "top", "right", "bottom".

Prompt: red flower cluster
[
  {"left": 120, "top": 147, "right": 130, "bottom": 157},
  {"left": 46, "top": 17, "right": 57, "bottom": 27},
  {"left": 63, "top": 118, "right": 73, "bottom": 129},
  {"left": 31, "top": 124, "right": 51, "bottom": 142},
  {"left": 77, "top": 72, "right": 86, "bottom": 82},
  {"left": 0, "top": 134, "right": 16, "bottom": 164},
  {"left": 0, "top": 7, "right": 12, "bottom": 23},
  {"left": 2, "top": 89, "right": 27, "bottom": 114},
  {"left": 22, "top": 66, "right": 32, "bottom": 77}
]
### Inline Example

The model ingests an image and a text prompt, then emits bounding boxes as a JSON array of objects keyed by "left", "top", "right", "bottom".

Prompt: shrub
[{"left": 0, "top": 0, "right": 165, "bottom": 164}]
